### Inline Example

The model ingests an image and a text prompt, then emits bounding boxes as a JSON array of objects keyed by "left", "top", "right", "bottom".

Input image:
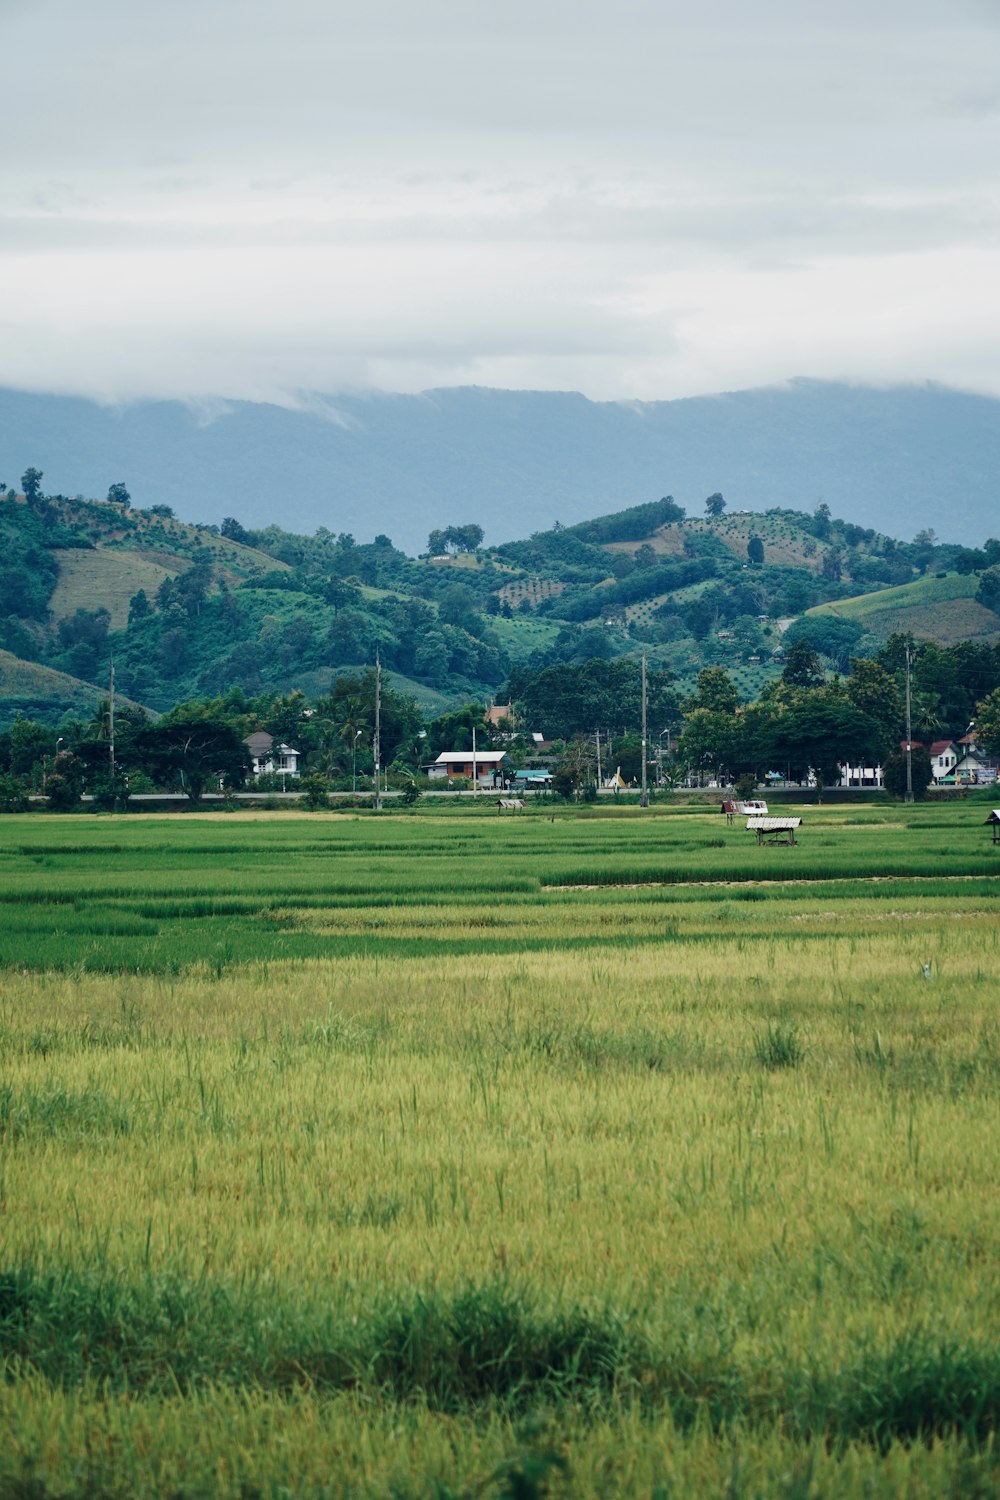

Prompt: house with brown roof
[{"left": 426, "top": 750, "right": 509, "bottom": 786}]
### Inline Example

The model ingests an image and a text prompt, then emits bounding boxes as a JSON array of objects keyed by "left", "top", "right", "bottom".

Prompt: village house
[
  {"left": 928, "top": 739, "right": 960, "bottom": 782},
  {"left": 838, "top": 732, "right": 999, "bottom": 790},
  {"left": 513, "top": 767, "right": 553, "bottom": 789},
  {"left": 426, "top": 750, "right": 509, "bottom": 786},
  {"left": 950, "top": 731, "right": 999, "bottom": 786},
  {"left": 838, "top": 761, "right": 884, "bottom": 789},
  {"left": 243, "top": 731, "right": 302, "bottom": 780},
  {"left": 485, "top": 705, "right": 515, "bottom": 735},
  {"left": 485, "top": 707, "right": 552, "bottom": 751}
]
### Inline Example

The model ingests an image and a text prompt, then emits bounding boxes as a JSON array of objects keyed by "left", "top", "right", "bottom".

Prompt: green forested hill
[
  {"left": 0, "top": 648, "right": 146, "bottom": 724},
  {"left": 1, "top": 480, "right": 999, "bottom": 728}
]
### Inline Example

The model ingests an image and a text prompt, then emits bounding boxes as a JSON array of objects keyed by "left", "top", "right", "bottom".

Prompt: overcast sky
[{"left": 2, "top": 0, "right": 1000, "bottom": 407}]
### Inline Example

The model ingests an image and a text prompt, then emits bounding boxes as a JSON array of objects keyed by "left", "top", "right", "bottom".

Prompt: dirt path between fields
[{"left": 545, "top": 874, "right": 994, "bottom": 891}]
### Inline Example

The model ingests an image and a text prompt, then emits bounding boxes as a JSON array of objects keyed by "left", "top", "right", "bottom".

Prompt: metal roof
[
  {"left": 432, "top": 750, "right": 507, "bottom": 763},
  {"left": 746, "top": 816, "right": 802, "bottom": 830}
]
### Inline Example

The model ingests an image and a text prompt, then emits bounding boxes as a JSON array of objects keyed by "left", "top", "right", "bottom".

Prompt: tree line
[{"left": 3, "top": 633, "right": 1000, "bottom": 812}]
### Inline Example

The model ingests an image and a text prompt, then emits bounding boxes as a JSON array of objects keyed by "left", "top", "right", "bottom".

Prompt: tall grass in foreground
[{"left": 0, "top": 812, "right": 997, "bottom": 1494}]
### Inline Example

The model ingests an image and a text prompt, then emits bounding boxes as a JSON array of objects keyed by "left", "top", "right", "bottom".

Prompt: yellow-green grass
[
  {"left": 48, "top": 547, "right": 188, "bottom": 630},
  {"left": 810, "top": 574, "right": 975, "bottom": 620},
  {"left": 808, "top": 573, "right": 1000, "bottom": 646},
  {"left": 496, "top": 575, "right": 566, "bottom": 606},
  {"left": 0, "top": 648, "right": 149, "bottom": 723},
  {"left": 0, "top": 809, "right": 997, "bottom": 1495},
  {"left": 632, "top": 518, "right": 838, "bottom": 575},
  {"left": 486, "top": 615, "right": 563, "bottom": 656}
]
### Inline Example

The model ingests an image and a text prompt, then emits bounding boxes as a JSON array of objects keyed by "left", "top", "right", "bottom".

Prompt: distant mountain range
[{"left": 2, "top": 379, "right": 998, "bottom": 554}]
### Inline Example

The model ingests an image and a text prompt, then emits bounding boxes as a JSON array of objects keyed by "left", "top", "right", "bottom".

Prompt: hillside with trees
[{"left": 1, "top": 467, "right": 999, "bottom": 804}]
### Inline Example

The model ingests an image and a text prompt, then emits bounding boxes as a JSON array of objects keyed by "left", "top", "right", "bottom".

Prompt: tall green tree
[
  {"left": 769, "top": 688, "right": 880, "bottom": 785},
  {"left": 553, "top": 735, "right": 596, "bottom": 799},
  {"left": 976, "top": 565, "right": 1000, "bottom": 616},
  {"left": 20, "top": 467, "right": 43, "bottom": 503},
  {"left": 883, "top": 746, "right": 933, "bottom": 799},
  {"left": 678, "top": 708, "right": 733, "bottom": 783},
  {"left": 427, "top": 702, "right": 487, "bottom": 757},
  {"left": 509, "top": 657, "right": 676, "bottom": 741},
  {"left": 974, "top": 686, "right": 1000, "bottom": 755},
  {"left": 8, "top": 719, "right": 57, "bottom": 779},
  {"left": 321, "top": 670, "right": 423, "bottom": 766},
  {"left": 262, "top": 691, "right": 309, "bottom": 748},
  {"left": 845, "top": 659, "right": 902, "bottom": 753},
  {"left": 783, "top": 615, "right": 863, "bottom": 672},
  {"left": 687, "top": 667, "right": 739, "bottom": 715},
  {"left": 782, "top": 639, "right": 823, "bottom": 688},
  {"left": 44, "top": 751, "right": 85, "bottom": 811},
  {"left": 134, "top": 716, "right": 250, "bottom": 801}
]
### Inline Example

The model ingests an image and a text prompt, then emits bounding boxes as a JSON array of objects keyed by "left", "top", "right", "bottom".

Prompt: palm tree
[
  {"left": 338, "top": 697, "right": 368, "bottom": 790},
  {"left": 910, "top": 691, "right": 944, "bottom": 740}
]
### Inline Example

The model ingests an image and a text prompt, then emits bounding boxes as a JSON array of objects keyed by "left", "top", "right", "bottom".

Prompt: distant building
[
  {"left": 426, "top": 750, "right": 509, "bottom": 786},
  {"left": 950, "top": 732, "right": 999, "bottom": 785},
  {"left": 244, "top": 731, "right": 302, "bottom": 780},
  {"left": 928, "top": 739, "right": 960, "bottom": 782},
  {"left": 839, "top": 734, "right": 994, "bottom": 789},
  {"left": 838, "top": 762, "right": 884, "bottom": 788},
  {"left": 513, "top": 768, "right": 553, "bottom": 789}
]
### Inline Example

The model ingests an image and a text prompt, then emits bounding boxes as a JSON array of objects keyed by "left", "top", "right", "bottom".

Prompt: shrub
[
  {"left": 297, "top": 772, "right": 331, "bottom": 810},
  {"left": 883, "top": 747, "right": 932, "bottom": 800},
  {"left": 44, "top": 753, "right": 85, "bottom": 811},
  {"left": 0, "top": 772, "right": 29, "bottom": 813},
  {"left": 89, "top": 773, "right": 131, "bottom": 813}
]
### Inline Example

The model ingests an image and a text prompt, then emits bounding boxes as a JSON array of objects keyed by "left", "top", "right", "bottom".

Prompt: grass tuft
[{"left": 752, "top": 1021, "right": 805, "bottom": 1069}]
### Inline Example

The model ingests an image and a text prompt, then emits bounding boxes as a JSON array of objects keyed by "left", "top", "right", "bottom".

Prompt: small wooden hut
[{"left": 746, "top": 815, "right": 802, "bottom": 846}]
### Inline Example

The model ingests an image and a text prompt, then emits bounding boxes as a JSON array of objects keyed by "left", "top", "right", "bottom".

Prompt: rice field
[{"left": 0, "top": 802, "right": 997, "bottom": 1496}]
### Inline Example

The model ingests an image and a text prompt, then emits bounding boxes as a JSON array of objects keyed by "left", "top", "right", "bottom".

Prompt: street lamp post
[
  {"left": 45, "top": 737, "right": 65, "bottom": 789},
  {"left": 657, "top": 728, "right": 671, "bottom": 785}
]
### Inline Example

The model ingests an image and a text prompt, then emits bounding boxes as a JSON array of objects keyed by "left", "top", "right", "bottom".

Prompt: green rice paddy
[{"left": 0, "top": 802, "right": 997, "bottom": 1495}]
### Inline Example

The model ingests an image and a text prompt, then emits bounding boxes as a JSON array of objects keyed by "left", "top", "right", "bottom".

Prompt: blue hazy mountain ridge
[{"left": 1, "top": 380, "right": 997, "bottom": 553}]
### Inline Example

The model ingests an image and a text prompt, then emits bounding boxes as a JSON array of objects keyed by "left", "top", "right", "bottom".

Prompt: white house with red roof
[{"left": 928, "top": 739, "right": 960, "bottom": 782}]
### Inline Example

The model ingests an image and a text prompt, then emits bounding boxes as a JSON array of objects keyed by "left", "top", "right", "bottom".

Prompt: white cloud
[{"left": 2, "top": 0, "right": 1000, "bottom": 403}]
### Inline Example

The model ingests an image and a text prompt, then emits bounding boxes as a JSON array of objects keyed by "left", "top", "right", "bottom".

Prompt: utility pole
[
  {"left": 640, "top": 652, "right": 649, "bottom": 807},
  {"left": 373, "top": 651, "right": 382, "bottom": 812},
  {"left": 904, "top": 642, "right": 914, "bottom": 804},
  {"left": 472, "top": 724, "right": 478, "bottom": 797},
  {"left": 595, "top": 729, "right": 602, "bottom": 791},
  {"left": 108, "top": 656, "right": 116, "bottom": 780}
]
